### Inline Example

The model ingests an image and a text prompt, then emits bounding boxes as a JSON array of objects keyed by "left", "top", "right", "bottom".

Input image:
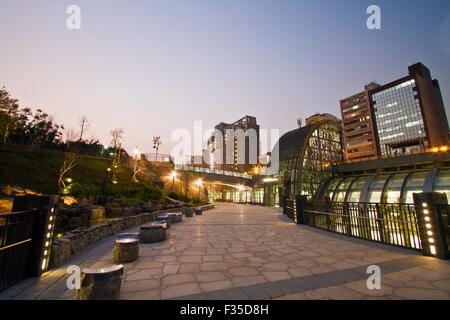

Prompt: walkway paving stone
[{"left": 3, "top": 203, "right": 450, "bottom": 300}]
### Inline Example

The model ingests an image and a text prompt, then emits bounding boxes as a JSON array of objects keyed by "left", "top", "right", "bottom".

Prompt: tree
[
  {"left": 153, "top": 136, "right": 162, "bottom": 161},
  {"left": 132, "top": 151, "right": 145, "bottom": 182},
  {"left": 79, "top": 116, "right": 91, "bottom": 142},
  {"left": 0, "top": 88, "right": 64, "bottom": 147},
  {"left": 0, "top": 87, "right": 20, "bottom": 143},
  {"left": 58, "top": 129, "right": 80, "bottom": 191},
  {"left": 110, "top": 128, "right": 124, "bottom": 184}
]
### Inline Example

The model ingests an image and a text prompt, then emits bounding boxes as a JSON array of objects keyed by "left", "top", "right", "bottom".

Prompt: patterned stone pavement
[{"left": 2, "top": 203, "right": 449, "bottom": 300}]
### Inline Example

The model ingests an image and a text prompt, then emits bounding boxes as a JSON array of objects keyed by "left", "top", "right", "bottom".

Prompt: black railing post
[
  {"left": 12, "top": 195, "right": 59, "bottom": 276},
  {"left": 413, "top": 192, "right": 449, "bottom": 260},
  {"left": 282, "top": 196, "right": 288, "bottom": 215},
  {"left": 295, "top": 195, "right": 307, "bottom": 225},
  {"left": 375, "top": 203, "right": 386, "bottom": 244},
  {"left": 344, "top": 202, "right": 352, "bottom": 236}
]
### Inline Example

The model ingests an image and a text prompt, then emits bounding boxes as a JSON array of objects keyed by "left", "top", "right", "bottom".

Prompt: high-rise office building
[
  {"left": 340, "top": 62, "right": 449, "bottom": 161},
  {"left": 370, "top": 63, "right": 449, "bottom": 157},
  {"left": 340, "top": 82, "right": 380, "bottom": 161},
  {"left": 207, "top": 115, "right": 260, "bottom": 173}
]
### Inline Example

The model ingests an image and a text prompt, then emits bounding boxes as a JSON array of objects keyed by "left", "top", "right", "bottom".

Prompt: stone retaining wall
[
  {"left": 49, "top": 206, "right": 193, "bottom": 269},
  {"left": 200, "top": 204, "right": 215, "bottom": 211}
]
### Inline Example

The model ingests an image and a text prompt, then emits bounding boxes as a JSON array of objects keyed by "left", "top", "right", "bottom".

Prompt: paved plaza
[{"left": 2, "top": 203, "right": 450, "bottom": 300}]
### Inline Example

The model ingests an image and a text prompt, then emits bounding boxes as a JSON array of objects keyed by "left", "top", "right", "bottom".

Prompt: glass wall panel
[
  {"left": 322, "top": 178, "right": 343, "bottom": 201},
  {"left": 403, "top": 171, "right": 428, "bottom": 204},
  {"left": 433, "top": 169, "right": 450, "bottom": 202},
  {"left": 301, "top": 123, "right": 343, "bottom": 197},
  {"left": 253, "top": 188, "right": 264, "bottom": 204},
  {"left": 332, "top": 177, "right": 355, "bottom": 202},
  {"left": 383, "top": 173, "right": 408, "bottom": 203},
  {"left": 366, "top": 174, "right": 390, "bottom": 203},
  {"left": 346, "top": 176, "right": 370, "bottom": 202}
]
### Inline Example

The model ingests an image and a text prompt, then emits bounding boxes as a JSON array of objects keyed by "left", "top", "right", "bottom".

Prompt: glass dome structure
[{"left": 270, "top": 119, "right": 343, "bottom": 199}]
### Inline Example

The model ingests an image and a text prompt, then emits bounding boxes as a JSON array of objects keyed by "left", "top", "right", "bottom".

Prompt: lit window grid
[{"left": 372, "top": 80, "right": 426, "bottom": 156}]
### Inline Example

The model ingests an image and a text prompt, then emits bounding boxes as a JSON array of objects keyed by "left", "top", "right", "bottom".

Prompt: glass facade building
[
  {"left": 340, "top": 63, "right": 449, "bottom": 160},
  {"left": 371, "top": 79, "right": 427, "bottom": 156},
  {"left": 318, "top": 168, "right": 450, "bottom": 204}
]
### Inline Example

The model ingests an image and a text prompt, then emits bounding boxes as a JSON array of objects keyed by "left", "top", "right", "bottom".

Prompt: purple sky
[{"left": 1, "top": 0, "right": 449, "bottom": 156}]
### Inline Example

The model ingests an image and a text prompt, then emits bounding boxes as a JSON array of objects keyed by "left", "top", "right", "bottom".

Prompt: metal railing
[
  {"left": 143, "top": 153, "right": 173, "bottom": 162},
  {"left": 0, "top": 210, "right": 35, "bottom": 291},
  {"left": 284, "top": 198, "right": 295, "bottom": 220},
  {"left": 302, "top": 200, "right": 422, "bottom": 250},
  {"left": 174, "top": 165, "right": 252, "bottom": 180}
]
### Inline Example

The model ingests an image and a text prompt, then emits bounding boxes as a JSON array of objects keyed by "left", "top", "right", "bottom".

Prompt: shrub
[
  {"left": 143, "top": 184, "right": 163, "bottom": 201},
  {"left": 190, "top": 197, "right": 201, "bottom": 206},
  {"left": 168, "top": 191, "right": 181, "bottom": 200},
  {"left": 103, "top": 182, "right": 162, "bottom": 201},
  {"left": 68, "top": 183, "right": 99, "bottom": 198}
]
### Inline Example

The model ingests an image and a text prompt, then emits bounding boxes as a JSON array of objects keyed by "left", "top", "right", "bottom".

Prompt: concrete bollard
[
  {"left": 75, "top": 265, "right": 124, "bottom": 300},
  {"left": 184, "top": 208, "right": 194, "bottom": 217},
  {"left": 114, "top": 238, "right": 139, "bottom": 263},
  {"left": 139, "top": 223, "right": 167, "bottom": 243},
  {"left": 156, "top": 214, "right": 171, "bottom": 228}
]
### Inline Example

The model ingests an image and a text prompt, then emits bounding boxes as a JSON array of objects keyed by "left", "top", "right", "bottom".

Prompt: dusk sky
[{"left": 1, "top": 0, "right": 449, "bottom": 156}]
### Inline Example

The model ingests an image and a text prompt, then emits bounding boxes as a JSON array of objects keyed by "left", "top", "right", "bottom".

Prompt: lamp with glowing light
[
  {"left": 170, "top": 171, "right": 177, "bottom": 191},
  {"left": 413, "top": 193, "right": 449, "bottom": 259},
  {"left": 197, "top": 179, "right": 203, "bottom": 199}
]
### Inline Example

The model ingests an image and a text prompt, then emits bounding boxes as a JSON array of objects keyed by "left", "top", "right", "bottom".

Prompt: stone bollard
[
  {"left": 114, "top": 238, "right": 139, "bottom": 263},
  {"left": 168, "top": 212, "right": 178, "bottom": 224},
  {"left": 175, "top": 212, "right": 183, "bottom": 222},
  {"left": 184, "top": 208, "right": 194, "bottom": 218},
  {"left": 156, "top": 214, "right": 171, "bottom": 228},
  {"left": 139, "top": 223, "right": 167, "bottom": 243},
  {"left": 153, "top": 220, "right": 167, "bottom": 229},
  {"left": 117, "top": 232, "right": 139, "bottom": 241},
  {"left": 195, "top": 207, "right": 203, "bottom": 215},
  {"left": 75, "top": 265, "right": 124, "bottom": 300}
]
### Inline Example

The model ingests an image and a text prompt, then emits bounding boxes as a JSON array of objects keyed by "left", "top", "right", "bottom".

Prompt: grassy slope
[{"left": 0, "top": 146, "right": 135, "bottom": 195}]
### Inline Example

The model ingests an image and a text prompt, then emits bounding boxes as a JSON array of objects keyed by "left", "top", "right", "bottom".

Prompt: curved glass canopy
[{"left": 318, "top": 168, "right": 450, "bottom": 204}]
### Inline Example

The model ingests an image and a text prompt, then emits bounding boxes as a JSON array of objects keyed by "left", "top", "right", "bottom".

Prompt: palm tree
[{"left": 153, "top": 136, "right": 162, "bottom": 161}]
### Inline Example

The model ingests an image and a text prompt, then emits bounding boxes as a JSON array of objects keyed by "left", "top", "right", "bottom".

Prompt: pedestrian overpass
[
  {"left": 174, "top": 165, "right": 254, "bottom": 187},
  {"left": 173, "top": 165, "right": 256, "bottom": 202}
]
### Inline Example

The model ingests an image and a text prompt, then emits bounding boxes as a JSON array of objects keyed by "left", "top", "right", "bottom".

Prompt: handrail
[
  {"left": 174, "top": 165, "right": 252, "bottom": 179},
  {"left": 0, "top": 210, "right": 34, "bottom": 217}
]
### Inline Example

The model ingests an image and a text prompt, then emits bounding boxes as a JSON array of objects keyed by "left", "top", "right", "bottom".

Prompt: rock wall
[{"left": 49, "top": 206, "right": 191, "bottom": 269}]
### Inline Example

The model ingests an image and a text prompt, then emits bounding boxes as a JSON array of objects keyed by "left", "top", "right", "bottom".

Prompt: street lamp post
[
  {"left": 197, "top": 179, "right": 202, "bottom": 200},
  {"left": 171, "top": 171, "right": 177, "bottom": 191}
]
